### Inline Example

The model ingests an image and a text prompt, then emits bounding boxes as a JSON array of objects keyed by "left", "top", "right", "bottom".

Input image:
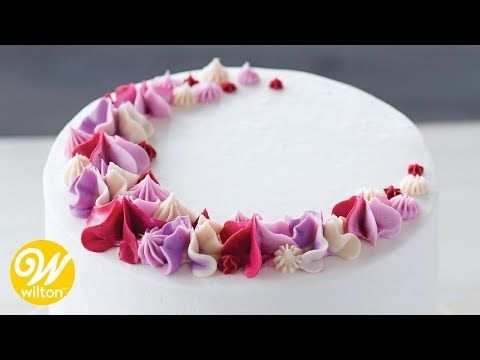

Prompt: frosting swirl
[
  {"left": 152, "top": 71, "right": 182, "bottom": 95},
  {"left": 64, "top": 153, "right": 90, "bottom": 187},
  {"left": 333, "top": 195, "right": 402, "bottom": 245},
  {"left": 69, "top": 165, "right": 110, "bottom": 218},
  {"left": 172, "top": 84, "right": 197, "bottom": 107},
  {"left": 113, "top": 83, "right": 137, "bottom": 107},
  {"left": 219, "top": 215, "right": 262, "bottom": 277},
  {"left": 257, "top": 211, "right": 320, "bottom": 255},
  {"left": 78, "top": 98, "right": 116, "bottom": 135},
  {"left": 390, "top": 194, "right": 421, "bottom": 221},
  {"left": 134, "top": 81, "right": 171, "bottom": 119},
  {"left": 188, "top": 229, "right": 218, "bottom": 277},
  {"left": 82, "top": 196, "right": 165, "bottom": 264},
  {"left": 74, "top": 132, "right": 150, "bottom": 175},
  {"left": 238, "top": 62, "right": 260, "bottom": 85},
  {"left": 117, "top": 102, "right": 154, "bottom": 143},
  {"left": 65, "top": 127, "right": 91, "bottom": 158},
  {"left": 194, "top": 214, "right": 223, "bottom": 259},
  {"left": 323, "top": 216, "right": 361, "bottom": 260},
  {"left": 129, "top": 174, "right": 170, "bottom": 202},
  {"left": 273, "top": 244, "right": 302, "bottom": 273},
  {"left": 400, "top": 174, "right": 428, "bottom": 196},
  {"left": 104, "top": 162, "right": 139, "bottom": 198},
  {"left": 153, "top": 193, "right": 197, "bottom": 223},
  {"left": 138, "top": 216, "right": 191, "bottom": 275},
  {"left": 200, "top": 57, "right": 229, "bottom": 84},
  {"left": 194, "top": 82, "right": 222, "bottom": 103}
]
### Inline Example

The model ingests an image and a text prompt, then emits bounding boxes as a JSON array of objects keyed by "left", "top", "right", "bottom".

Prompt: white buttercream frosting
[
  {"left": 324, "top": 216, "right": 361, "bottom": 260},
  {"left": 153, "top": 193, "right": 197, "bottom": 222},
  {"left": 104, "top": 163, "right": 139, "bottom": 198},
  {"left": 356, "top": 186, "right": 387, "bottom": 202},
  {"left": 172, "top": 84, "right": 197, "bottom": 107},
  {"left": 194, "top": 214, "right": 223, "bottom": 259},
  {"left": 188, "top": 229, "right": 218, "bottom": 278},
  {"left": 400, "top": 174, "right": 428, "bottom": 196},
  {"left": 273, "top": 244, "right": 303, "bottom": 274},
  {"left": 200, "top": 58, "right": 229, "bottom": 84}
]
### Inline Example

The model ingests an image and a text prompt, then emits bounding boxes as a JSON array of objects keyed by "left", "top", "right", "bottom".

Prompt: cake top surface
[{"left": 44, "top": 59, "right": 435, "bottom": 282}]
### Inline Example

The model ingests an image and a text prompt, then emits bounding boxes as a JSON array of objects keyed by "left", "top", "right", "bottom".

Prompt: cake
[{"left": 43, "top": 58, "right": 438, "bottom": 314}]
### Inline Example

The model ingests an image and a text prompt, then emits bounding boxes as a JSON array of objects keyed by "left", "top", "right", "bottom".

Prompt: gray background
[{"left": 1, "top": 45, "right": 479, "bottom": 136}]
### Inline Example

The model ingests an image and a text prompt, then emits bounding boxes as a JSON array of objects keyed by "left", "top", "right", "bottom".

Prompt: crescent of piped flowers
[{"left": 62, "top": 58, "right": 429, "bottom": 278}]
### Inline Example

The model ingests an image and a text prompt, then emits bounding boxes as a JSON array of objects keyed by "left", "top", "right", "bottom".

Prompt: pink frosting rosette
[
  {"left": 332, "top": 195, "right": 403, "bottom": 245},
  {"left": 150, "top": 70, "right": 182, "bottom": 103},
  {"left": 72, "top": 132, "right": 150, "bottom": 175},
  {"left": 194, "top": 82, "right": 222, "bottom": 103},
  {"left": 134, "top": 81, "right": 171, "bottom": 119},
  {"left": 238, "top": 62, "right": 260, "bottom": 86},
  {"left": 78, "top": 98, "right": 116, "bottom": 135},
  {"left": 138, "top": 216, "right": 191, "bottom": 275},
  {"left": 256, "top": 211, "right": 328, "bottom": 273},
  {"left": 128, "top": 174, "right": 171, "bottom": 216},
  {"left": 390, "top": 194, "right": 421, "bottom": 221}
]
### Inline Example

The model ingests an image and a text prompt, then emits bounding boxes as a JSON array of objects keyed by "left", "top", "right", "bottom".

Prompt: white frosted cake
[{"left": 43, "top": 59, "right": 437, "bottom": 314}]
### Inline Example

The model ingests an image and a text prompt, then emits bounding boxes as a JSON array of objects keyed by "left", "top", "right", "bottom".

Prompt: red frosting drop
[
  {"left": 408, "top": 163, "right": 424, "bottom": 176},
  {"left": 81, "top": 197, "right": 165, "bottom": 264},
  {"left": 269, "top": 78, "right": 283, "bottom": 90},
  {"left": 221, "top": 81, "right": 237, "bottom": 93},
  {"left": 384, "top": 185, "right": 402, "bottom": 200},
  {"left": 219, "top": 216, "right": 262, "bottom": 278},
  {"left": 184, "top": 74, "right": 199, "bottom": 87},
  {"left": 137, "top": 170, "right": 159, "bottom": 184},
  {"left": 72, "top": 132, "right": 101, "bottom": 158},
  {"left": 192, "top": 208, "right": 211, "bottom": 228},
  {"left": 138, "top": 141, "right": 157, "bottom": 160}
]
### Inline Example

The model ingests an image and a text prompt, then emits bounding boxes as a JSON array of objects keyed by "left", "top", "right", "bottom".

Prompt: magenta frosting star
[{"left": 128, "top": 174, "right": 171, "bottom": 216}]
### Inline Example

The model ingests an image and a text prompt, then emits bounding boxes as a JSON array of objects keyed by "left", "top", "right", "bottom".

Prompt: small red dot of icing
[
  {"left": 184, "top": 75, "right": 199, "bottom": 87},
  {"left": 221, "top": 81, "right": 237, "bottom": 93},
  {"left": 408, "top": 163, "right": 424, "bottom": 176},
  {"left": 269, "top": 78, "right": 283, "bottom": 90},
  {"left": 384, "top": 185, "right": 402, "bottom": 200}
]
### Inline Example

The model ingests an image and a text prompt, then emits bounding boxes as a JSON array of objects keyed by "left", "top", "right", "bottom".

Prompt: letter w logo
[{"left": 14, "top": 248, "right": 72, "bottom": 286}]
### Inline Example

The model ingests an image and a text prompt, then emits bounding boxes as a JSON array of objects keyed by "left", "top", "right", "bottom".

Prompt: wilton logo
[{"left": 10, "top": 240, "right": 75, "bottom": 305}]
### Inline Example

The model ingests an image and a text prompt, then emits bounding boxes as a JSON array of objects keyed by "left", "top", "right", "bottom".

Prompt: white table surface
[{"left": 1, "top": 122, "right": 479, "bottom": 314}]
